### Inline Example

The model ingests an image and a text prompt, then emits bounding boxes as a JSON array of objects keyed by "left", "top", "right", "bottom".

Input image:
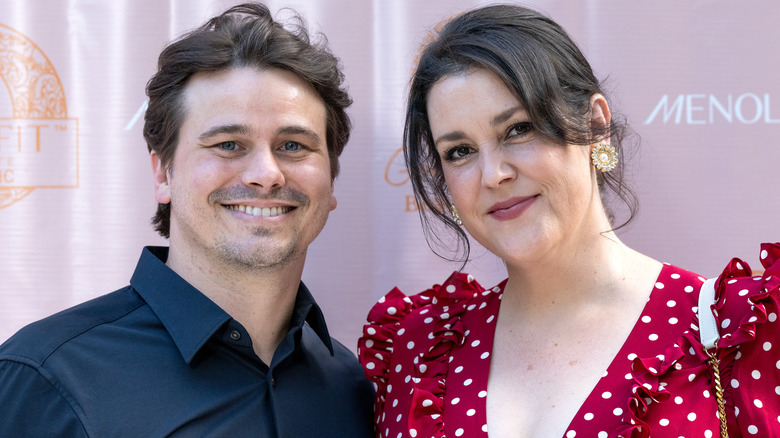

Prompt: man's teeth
[{"left": 227, "top": 205, "right": 291, "bottom": 217}]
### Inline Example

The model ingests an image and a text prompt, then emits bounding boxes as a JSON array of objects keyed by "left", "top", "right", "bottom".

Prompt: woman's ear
[{"left": 589, "top": 93, "right": 611, "bottom": 140}]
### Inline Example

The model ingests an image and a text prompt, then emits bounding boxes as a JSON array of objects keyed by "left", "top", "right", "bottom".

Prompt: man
[{"left": 0, "top": 3, "right": 374, "bottom": 436}]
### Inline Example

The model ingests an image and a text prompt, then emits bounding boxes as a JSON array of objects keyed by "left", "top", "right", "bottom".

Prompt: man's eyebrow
[
  {"left": 277, "top": 125, "right": 323, "bottom": 145},
  {"left": 197, "top": 123, "right": 250, "bottom": 141}
]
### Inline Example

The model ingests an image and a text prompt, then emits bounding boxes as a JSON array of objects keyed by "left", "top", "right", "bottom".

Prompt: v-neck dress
[{"left": 358, "top": 243, "right": 780, "bottom": 437}]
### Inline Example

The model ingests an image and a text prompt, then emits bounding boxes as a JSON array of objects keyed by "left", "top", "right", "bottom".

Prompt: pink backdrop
[{"left": 1, "top": 1, "right": 778, "bottom": 351}]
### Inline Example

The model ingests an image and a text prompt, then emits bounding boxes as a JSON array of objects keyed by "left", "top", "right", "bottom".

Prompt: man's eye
[
  {"left": 282, "top": 141, "right": 302, "bottom": 151},
  {"left": 219, "top": 141, "right": 237, "bottom": 151}
]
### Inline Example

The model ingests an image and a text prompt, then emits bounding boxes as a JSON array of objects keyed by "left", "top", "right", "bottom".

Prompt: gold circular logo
[{"left": 0, "top": 23, "right": 68, "bottom": 209}]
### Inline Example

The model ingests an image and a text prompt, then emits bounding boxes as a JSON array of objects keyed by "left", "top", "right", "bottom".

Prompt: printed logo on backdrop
[
  {"left": 0, "top": 24, "right": 79, "bottom": 209},
  {"left": 645, "top": 93, "right": 780, "bottom": 125}
]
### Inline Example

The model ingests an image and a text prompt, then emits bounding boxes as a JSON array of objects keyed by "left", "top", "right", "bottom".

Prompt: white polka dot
[
  {"left": 659, "top": 418, "right": 670, "bottom": 426},
  {"left": 397, "top": 328, "right": 405, "bottom": 336},
  {"left": 419, "top": 364, "right": 427, "bottom": 374},
  {"left": 367, "top": 327, "right": 376, "bottom": 335},
  {"left": 748, "top": 425, "right": 758, "bottom": 434},
  {"left": 451, "top": 397, "right": 460, "bottom": 405},
  {"left": 755, "top": 399, "right": 763, "bottom": 408},
  {"left": 667, "top": 300, "right": 676, "bottom": 307},
  {"left": 721, "top": 318, "right": 731, "bottom": 328},
  {"left": 406, "top": 341, "right": 415, "bottom": 349},
  {"left": 487, "top": 315, "right": 495, "bottom": 323},
  {"left": 424, "top": 317, "right": 434, "bottom": 324},
  {"left": 689, "top": 374, "right": 696, "bottom": 382},
  {"left": 703, "top": 390, "right": 710, "bottom": 398},
  {"left": 584, "top": 412, "right": 594, "bottom": 421},
  {"left": 737, "top": 262, "right": 744, "bottom": 270},
  {"left": 455, "top": 429, "right": 464, "bottom": 437},
  {"left": 775, "top": 386, "right": 780, "bottom": 395},
  {"left": 440, "top": 313, "right": 450, "bottom": 319},
  {"left": 761, "top": 249, "right": 769, "bottom": 260},
  {"left": 669, "top": 317, "right": 678, "bottom": 324},
  {"left": 366, "top": 362, "right": 375, "bottom": 370},
  {"left": 395, "top": 364, "right": 402, "bottom": 373},
  {"left": 455, "top": 366, "right": 464, "bottom": 373},
  {"left": 480, "top": 352, "right": 490, "bottom": 359},
  {"left": 479, "top": 302, "right": 487, "bottom": 309},
  {"left": 392, "top": 399, "right": 398, "bottom": 407},
  {"left": 463, "top": 379, "right": 473, "bottom": 386},
  {"left": 613, "top": 408, "right": 623, "bottom": 416},
  {"left": 471, "top": 340, "right": 480, "bottom": 347},
  {"left": 731, "top": 379, "right": 740, "bottom": 388},
  {"left": 409, "top": 429, "right": 417, "bottom": 437},
  {"left": 739, "top": 289, "right": 749, "bottom": 297},
  {"left": 602, "top": 391, "right": 612, "bottom": 399},
  {"left": 446, "top": 284, "right": 456, "bottom": 293},
  {"left": 396, "top": 414, "right": 402, "bottom": 422},
  {"left": 769, "top": 313, "right": 778, "bottom": 323},
  {"left": 482, "top": 424, "right": 488, "bottom": 432},
  {"left": 656, "top": 282, "right": 665, "bottom": 289},
  {"left": 687, "top": 412, "right": 696, "bottom": 421},
  {"left": 478, "top": 390, "right": 487, "bottom": 398},
  {"left": 422, "top": 399, "right": 433, "bottom": 407},
  {"left": 642, "top": 316, "right": 651, "bottom": 323},
  {"left": 467, "top": 409, "right": 476, "bottom": 416},
  {"left": 467, "top": 275, "right": 474, "bottom": 282},
  {"left": 598, "top": 433, "right": 607, "bottom": 438},
  {"left": 387, "top": 307, "right": 397, "bottom": 315},
  {"left": 684, "top": 285, "right": 694, "bottom": 293},
  {"left": 627, "top": 353, "right": 637, "bottom": 361},
  {"left": 648, "top": 333, "right": 659, "bottom": 341},
  {"left": 467, "top": 304, "right": 476, "bottom": 311},
  {"left": 365, "top": 340, "right": 374, "bottom": 348},
  {"left": 675, "top": 396, "right": 683, "bottom": 404},
  {"left": 566, "top": 431, "right": 576, "bottom": 438},
  {"left": 753, "top": 370, "right": 762, "bottom": 379},
  {"left": 765, "top": 342, "right": 773, "bottom": 351},
  {"left": 705, "top": 431, "right": 712, "bottom": 438}
]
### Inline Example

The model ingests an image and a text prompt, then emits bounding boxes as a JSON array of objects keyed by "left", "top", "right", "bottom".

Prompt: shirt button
[
  {"left": 229, "top": 330, "right": 241, "bottom": 341},
  {"left": 271, "top": 378, "right": 276, "bottom": 387}
]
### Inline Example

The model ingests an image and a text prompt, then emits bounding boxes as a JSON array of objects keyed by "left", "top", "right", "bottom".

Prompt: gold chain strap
[{"left": 704, "top": 343, "right": 729, "bottom": 438}]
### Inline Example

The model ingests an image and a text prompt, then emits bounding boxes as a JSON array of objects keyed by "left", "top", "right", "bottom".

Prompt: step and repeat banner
[{"left": 1, "top": 0, "right": 778, "bottom": 348}]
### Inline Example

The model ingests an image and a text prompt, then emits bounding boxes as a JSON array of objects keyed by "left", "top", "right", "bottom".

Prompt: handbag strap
[
  {"left": 698, "top": 278, "right": 719, "bottom": 349},
  {"left": 698, "top": 277, "right": 729, "bottom": 438}
]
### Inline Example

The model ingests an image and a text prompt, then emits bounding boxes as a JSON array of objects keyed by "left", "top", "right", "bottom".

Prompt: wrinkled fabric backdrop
[{"left": 1, "top": 0, "right": 778, "bottom": 350}]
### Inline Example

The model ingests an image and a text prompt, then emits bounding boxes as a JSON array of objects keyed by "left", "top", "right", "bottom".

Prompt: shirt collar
[{"left": 130, "top": 246, "right": 334, "bottom": 364}]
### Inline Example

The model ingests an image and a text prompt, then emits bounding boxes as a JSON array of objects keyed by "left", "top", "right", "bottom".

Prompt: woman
[{"left": 359, "top": 4, "right": 780, "bottom": 438}]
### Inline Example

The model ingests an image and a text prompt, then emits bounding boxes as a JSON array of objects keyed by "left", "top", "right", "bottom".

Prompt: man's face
[{"left": 152, "top": 67, "right": 335, "bottom": 270}]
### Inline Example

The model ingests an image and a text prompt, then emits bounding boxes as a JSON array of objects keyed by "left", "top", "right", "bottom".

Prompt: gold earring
[
  {"left": 591, "top": 142, "right": 618, "bottom": 172},
  {"left": 450, "top": 204, "right": 462, "bottom": 226}
]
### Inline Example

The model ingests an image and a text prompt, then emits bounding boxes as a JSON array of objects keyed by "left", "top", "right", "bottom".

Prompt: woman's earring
[
  {"left": 450, "top": 204, "right": 463, "bottom": 226},
  {"left": 591, "top": 142, "right": 618, "bottom": 173}
]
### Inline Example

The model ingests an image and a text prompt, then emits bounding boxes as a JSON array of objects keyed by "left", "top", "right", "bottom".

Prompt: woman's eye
[
  {"left": 445, "top": 145, "right": 473, "bottom": 161},
  {"left": 282, "top": 141, "right": 302, "bottom": 152},
  {"left": 507, "top": 122, "right": 532, "bottom": 138},
  {"left": 219, "top": 141, "right": 238, "bottom": 151}
]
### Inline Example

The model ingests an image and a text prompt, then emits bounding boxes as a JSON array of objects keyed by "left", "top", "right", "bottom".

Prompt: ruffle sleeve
[
  {"left": 358, "top": 272, "right": 484, "bottom": 438},
  {"left": 623, "top": 242, "right": 780, "bottom": 437}
]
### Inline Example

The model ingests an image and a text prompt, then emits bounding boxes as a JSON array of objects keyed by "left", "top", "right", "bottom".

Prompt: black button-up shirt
[{"left": 0, "top": 247, "right": 374, "bottom": 437}]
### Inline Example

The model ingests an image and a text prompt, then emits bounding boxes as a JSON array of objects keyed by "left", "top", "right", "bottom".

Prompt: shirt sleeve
[{"left": 0, "top": 359, "right": 89, "bottom": 437}]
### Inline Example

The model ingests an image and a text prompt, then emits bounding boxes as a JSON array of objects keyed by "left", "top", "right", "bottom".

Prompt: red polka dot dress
[{"left": 358, "top": 243, "right": 780, "bottom": 437}]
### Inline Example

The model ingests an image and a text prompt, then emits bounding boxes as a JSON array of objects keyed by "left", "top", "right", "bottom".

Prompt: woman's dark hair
[
  {"left": 404, "top": 4, "right": 638, "bottom": 262},
  {"left": 143, "top": 2, "right": 351, "bottom": 238}
]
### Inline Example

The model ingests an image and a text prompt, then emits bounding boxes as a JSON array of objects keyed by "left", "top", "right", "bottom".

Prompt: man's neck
[{"left": 165, "top": 245, "right": 306, "bottom": 365}]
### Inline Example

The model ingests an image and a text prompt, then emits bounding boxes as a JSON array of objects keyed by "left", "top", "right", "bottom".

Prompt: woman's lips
[{"left": 487, "top": 196, "right": 538, "bottom": 221}]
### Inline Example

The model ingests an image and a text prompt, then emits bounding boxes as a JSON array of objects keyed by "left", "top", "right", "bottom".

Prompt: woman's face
[{"left": 426, "top": 67, "right": 608, "bottom": 266}]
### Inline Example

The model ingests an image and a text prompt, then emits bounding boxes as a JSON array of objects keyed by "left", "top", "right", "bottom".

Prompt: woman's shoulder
[
  {"left": 363, "top": 271, "right": 496, "bottom": 328},
  {"left": 357, "top": 271, "right": 502, "bottom": 380}
]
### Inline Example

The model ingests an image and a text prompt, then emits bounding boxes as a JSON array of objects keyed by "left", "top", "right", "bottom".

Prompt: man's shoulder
[{"left": 0, "top": 286, "right": 146, "bottom": 366}]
